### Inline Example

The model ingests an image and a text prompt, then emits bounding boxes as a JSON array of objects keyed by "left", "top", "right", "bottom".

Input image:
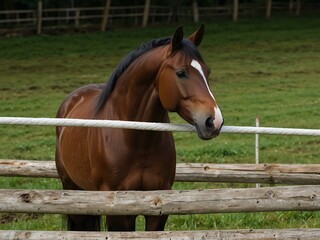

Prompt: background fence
[{"left": 1, "top": 0, "right": 320, "bottom": 35}]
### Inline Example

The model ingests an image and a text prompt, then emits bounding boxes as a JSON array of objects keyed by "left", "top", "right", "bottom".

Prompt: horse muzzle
[{"left": 194, "top": 107, "right": 224, "bottom": 140}]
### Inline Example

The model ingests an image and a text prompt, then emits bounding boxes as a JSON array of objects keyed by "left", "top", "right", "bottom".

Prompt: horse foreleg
[
  {"left": 66, "top": 214, "right": 101, "bottom": 231},
  {"left": 55, "top": 152, "right": 101, "bottom": 231},
  {"left": 106, "top": 215, "right": 136, "bottom": 231},
  {"left": 145, "top": 215, "right": 168, "bottom": 231}
]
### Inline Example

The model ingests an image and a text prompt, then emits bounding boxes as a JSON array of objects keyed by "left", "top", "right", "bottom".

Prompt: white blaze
[
  {"left": 191, "top": 59, "right": 224, "bottom": 128},
  {"left": 191, "top": 59, "right": 215, "bottom": 100},
  {"left": 214, "top": 106, "right": 224, "bottom": 129}
]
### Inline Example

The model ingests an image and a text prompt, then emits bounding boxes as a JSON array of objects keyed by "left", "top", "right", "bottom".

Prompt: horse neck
[{"left": 104, "top": 46, "right": 169, "bottom": 123}]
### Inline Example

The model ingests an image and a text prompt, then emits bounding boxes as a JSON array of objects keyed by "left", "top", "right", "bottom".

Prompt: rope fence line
[{"left": 0, "top": 117, "right": 320, "bottom": 136}]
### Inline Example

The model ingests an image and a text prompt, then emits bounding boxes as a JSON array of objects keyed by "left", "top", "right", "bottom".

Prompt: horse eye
[{"left": 176, "top": 70, "right": 187, "bottom": 79}]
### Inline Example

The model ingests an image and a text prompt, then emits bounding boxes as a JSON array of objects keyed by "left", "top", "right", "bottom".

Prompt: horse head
[{"left": 157, "top": 25, "right": 224, "bottom": 140}]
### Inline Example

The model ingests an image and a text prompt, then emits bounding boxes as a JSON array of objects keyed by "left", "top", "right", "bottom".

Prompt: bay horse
[{"left": 55, "top": 25, "right": 224, "bottom": 231}]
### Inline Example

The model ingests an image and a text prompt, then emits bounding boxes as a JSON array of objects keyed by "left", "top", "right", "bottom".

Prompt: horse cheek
[{"left": 158, "top": 72, "right": 180, "bottom": 112}]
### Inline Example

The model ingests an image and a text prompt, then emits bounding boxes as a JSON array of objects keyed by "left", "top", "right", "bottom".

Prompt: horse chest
[
  {"left": 115, "top": 158, "right": 176, "bottom": 191},
  {"left": 98, "top": 141, "right": 176, "bottom": 191}
]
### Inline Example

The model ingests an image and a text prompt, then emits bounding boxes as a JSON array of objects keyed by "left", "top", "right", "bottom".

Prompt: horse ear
[
  {"left": 168, "top": 26, "right": 184, "bottom": 56},
  {"left": 188, "top": 24, "right": 205, "bottom": 47}
]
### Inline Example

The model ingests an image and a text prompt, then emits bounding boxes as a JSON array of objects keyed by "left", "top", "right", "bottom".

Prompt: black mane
[
  {"left": 96, "top": 37, "right": 204, "bottom": 112},
  {"left": 96, "top": 37, "right": 171, "bottom": 112}
]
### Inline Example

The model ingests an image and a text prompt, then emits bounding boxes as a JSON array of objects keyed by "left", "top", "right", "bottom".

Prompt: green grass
[{"left": 0, "top": 16, "right": 320, "bottom": 230}]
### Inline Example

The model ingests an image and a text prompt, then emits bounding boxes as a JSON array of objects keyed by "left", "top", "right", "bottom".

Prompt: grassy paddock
[{"left": 0, "top": 16, "right": 319, "bottom": 230}]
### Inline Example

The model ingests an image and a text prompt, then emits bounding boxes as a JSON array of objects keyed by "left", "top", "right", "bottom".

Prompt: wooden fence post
[
  {"left": 266, "top": 0, "right": 272, "bottom": 18},
  {"left": 143, "top": 0, "right": 150, "bottom": 28},
  {"left": 101, "top": 0, "right": 111, "bottom": 31},
  {"left": 255, "top": 116, "right": 260, "bottom": 188},
  {"left": 232, "top": 0, "right": 239, "bottom": 22},
  {"left": 75, "top": 9, "right": 80, "bottom": 29},
  {"left": 192, "top": 0, "right": 199, "bottom": 23},
  {"left": 289, "top": 0, "right": 293, "bottom": 13},
  {"left": 36, "top": 0, "right": 42, "bottom": 35},
  {"left": 296, "top": 0, "right": 301, "bottom": 16}
]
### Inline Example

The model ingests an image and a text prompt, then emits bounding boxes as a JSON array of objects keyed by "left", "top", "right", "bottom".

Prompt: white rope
[
  {"left": 0, "top": 117, "right": 320, "bottom": 136},
  {"left": 222, "top": 126, "right": 320, "bottom": 136},
  {"left": 0, "top": 117, "right": 195, "bottom": 132}
]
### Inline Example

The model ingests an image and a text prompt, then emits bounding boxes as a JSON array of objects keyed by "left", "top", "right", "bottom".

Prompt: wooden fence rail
[
  {"left": 1, "top": 160, "right": 320, "bottom": 184},
  {"left": 0, "top": 185, "right": 319, "bottom": 216},
  {"left": 1, "top": 228, "right": 320, "bottom": 240}
]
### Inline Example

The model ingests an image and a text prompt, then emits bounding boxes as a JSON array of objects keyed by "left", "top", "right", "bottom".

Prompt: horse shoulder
[{"left": 56, "top": 84, "right": 105, "bottom": 118}]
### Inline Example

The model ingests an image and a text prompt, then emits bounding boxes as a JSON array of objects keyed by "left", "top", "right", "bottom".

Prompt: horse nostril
[{"left": 205, "top": 116, "right": 214, "bottom": 130}]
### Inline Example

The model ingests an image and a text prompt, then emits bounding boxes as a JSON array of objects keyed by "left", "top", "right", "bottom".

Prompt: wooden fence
[
  {"left": 1, "top": 185, "right": 320, "bottom": 215},
  {"left": 1, "top": 0, "right": 319, "bottom": 35},
  {"left": 2, "top": 159, "right": 320, "bottom": 185},
  {"left": 2, "top": 228, "right": 320, "bottom": 240},
  {"left": 1, "top": 159, "right": 320, "bottom": 239},
  {"left": 1, "top": 170, "right": 320, "bottom": 238}
]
